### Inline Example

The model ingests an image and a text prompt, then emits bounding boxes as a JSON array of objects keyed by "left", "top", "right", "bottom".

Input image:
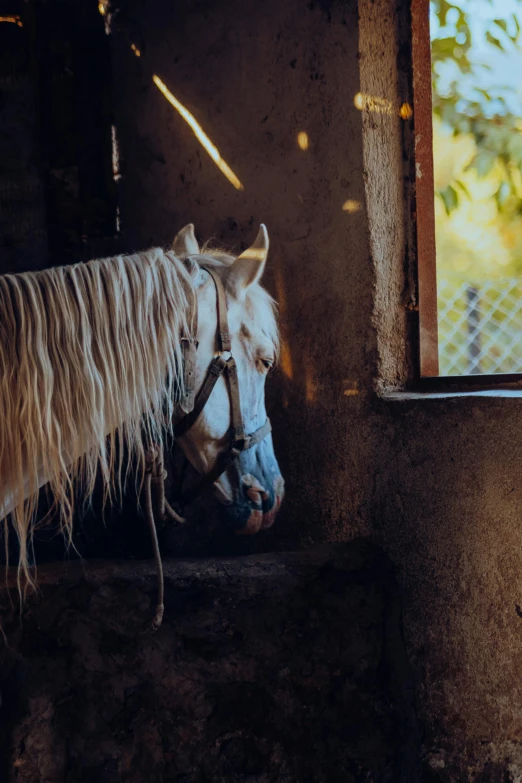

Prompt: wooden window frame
[{"left": 411, "top": 0, "right": 522, "bottom": 390}]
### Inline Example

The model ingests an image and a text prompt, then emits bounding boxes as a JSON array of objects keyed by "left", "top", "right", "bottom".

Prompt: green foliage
[
  {"left": 431, "top": 0, "right": 522, "bottom": 216},
  {"left": 439, "top": 183, "right": 459, "bottom": 214}
]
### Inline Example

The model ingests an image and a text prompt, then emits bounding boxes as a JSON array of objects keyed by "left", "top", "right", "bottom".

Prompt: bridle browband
[{"left": 173, "top": 264, "right": 272, "bottom": 507}]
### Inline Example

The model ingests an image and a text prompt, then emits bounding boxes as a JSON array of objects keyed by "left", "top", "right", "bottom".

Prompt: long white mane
[
  {"left": 0, "top": 247, "right": 193, "bottom": 589},
  {"left": 0, "top": 242, "right": 279, "bottom": 592}
]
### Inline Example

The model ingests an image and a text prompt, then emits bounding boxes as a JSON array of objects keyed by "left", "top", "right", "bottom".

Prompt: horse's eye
[{"left": 259, "top": 358, "right": 273, "bottom": 372}]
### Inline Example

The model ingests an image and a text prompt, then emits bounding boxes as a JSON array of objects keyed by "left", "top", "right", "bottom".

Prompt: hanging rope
[{"left": 143, "top": 446, "right": 185, "bottom": 631}]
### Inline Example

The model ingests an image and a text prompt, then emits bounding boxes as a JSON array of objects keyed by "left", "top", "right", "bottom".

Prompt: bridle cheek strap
[{"left": 173, "top": 265, "right": 271, "bottom": 506}]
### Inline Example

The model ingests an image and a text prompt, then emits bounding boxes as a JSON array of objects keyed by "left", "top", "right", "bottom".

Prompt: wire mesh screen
[{"left": 438, "top": 278, "right": 522, "bottom": 376}]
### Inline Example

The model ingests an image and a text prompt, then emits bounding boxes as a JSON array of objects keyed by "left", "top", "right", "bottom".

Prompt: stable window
[{"left": 413, "top": 0, "right": 522, "bottom": 378}]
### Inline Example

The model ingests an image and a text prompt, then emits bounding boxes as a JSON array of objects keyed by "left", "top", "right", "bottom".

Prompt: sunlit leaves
[
  {"left": 469, "top": 148, "right": 496, "bottom": 178},
  {"left": 431, "top": 0, "right": 522, "bottom": 218},
  {"left": 493, "top": 15, "right": 520, "bottom": 43},
  {"left": 495, "top": 180, "right": 511, "bottom": 209},
  {"left": 507, "top": 133, "right": 522, "bottom": 167},
  {"left": 485, "top": 31, "right": 504, "bottom": 50},
  {"left": 437, "top": 179, "right": 472, "bottom": 214},
  {"left": 438, "top": 184, "right": 459, "bottom": 214}
]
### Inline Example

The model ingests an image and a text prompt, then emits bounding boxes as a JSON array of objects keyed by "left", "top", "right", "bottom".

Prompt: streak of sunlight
[
  {"left": 0, "top": 15, "right": 22, "bottom": 26},
  {"left": 153, "top": 75, "right": 244, "bottom": 191}
]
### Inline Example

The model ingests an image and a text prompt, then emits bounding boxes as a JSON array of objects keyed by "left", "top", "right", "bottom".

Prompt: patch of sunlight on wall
[
  {"left": 343, "top": 380, "right": 360, "bottom": 397},
  {"left": 342, "top": 199, "right": 362, "bottom": 213},
  {"left": 297, "top": 132, "right": 309, "bottom": 150},
  {"left": 273, "top": 264, "right": 293, "bottom": 380},
  {"left": 354, "top": 92, "right": 393, "bottom": 114},
  {"left": 304, "top": 369, "right": 317, "bottom": 403}
]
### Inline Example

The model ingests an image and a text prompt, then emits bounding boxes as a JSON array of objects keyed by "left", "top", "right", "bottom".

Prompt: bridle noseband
[{"left": 173, "top": 265, "right": 271, "bottom": 507}]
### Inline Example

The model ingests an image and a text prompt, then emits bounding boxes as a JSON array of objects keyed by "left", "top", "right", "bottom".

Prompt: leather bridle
[
  {"left": 142, "top": 263, "right": 273, "bottom": 630},
  {"left": 173, "top": 265, "right": 272, "bottom": 507}
]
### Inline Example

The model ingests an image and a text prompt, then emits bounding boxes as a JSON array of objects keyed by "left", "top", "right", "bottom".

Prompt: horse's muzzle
[{"left": 218, "top": 473, "right": 285, "bottom": 534}]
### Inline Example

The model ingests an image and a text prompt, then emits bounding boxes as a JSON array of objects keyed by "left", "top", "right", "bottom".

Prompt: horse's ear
[
  {"left": 228, "top": 225, "right": 269, "bottom": 293},
  {"left": 172, "top": 224, "right": 200, "bottom": 257}
]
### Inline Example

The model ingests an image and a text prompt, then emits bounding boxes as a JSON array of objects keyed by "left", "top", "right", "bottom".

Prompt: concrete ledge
[
  {"left": 382, "top": 388, "right": 522, "bottom": 401},
  {"left": 0, "top": 541, "right": 419, "bottom": 783},
  {"left": 0, "top": 543, "right": 383, "bottom": 588}
]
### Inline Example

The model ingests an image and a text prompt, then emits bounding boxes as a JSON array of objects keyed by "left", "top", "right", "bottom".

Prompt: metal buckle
[{"left": 232, "top": 429, "right": 248, "bottom": 451}]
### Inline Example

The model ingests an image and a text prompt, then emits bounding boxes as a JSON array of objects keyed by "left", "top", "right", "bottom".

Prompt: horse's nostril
[
  {"left": 241, "top": 474, "right": 268, "bottom": 506},
  {"left": 247, "top": 487, "right": 263, "bottom": 504}
]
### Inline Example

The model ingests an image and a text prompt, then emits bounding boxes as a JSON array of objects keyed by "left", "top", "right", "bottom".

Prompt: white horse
[{"left": 0, "top": 223, "right": 284, "bottom": 590}]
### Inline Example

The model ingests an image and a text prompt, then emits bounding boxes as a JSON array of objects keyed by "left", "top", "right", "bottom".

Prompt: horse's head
[{"left": 172, "top": 224, "right": 284, "bottom": 534}]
